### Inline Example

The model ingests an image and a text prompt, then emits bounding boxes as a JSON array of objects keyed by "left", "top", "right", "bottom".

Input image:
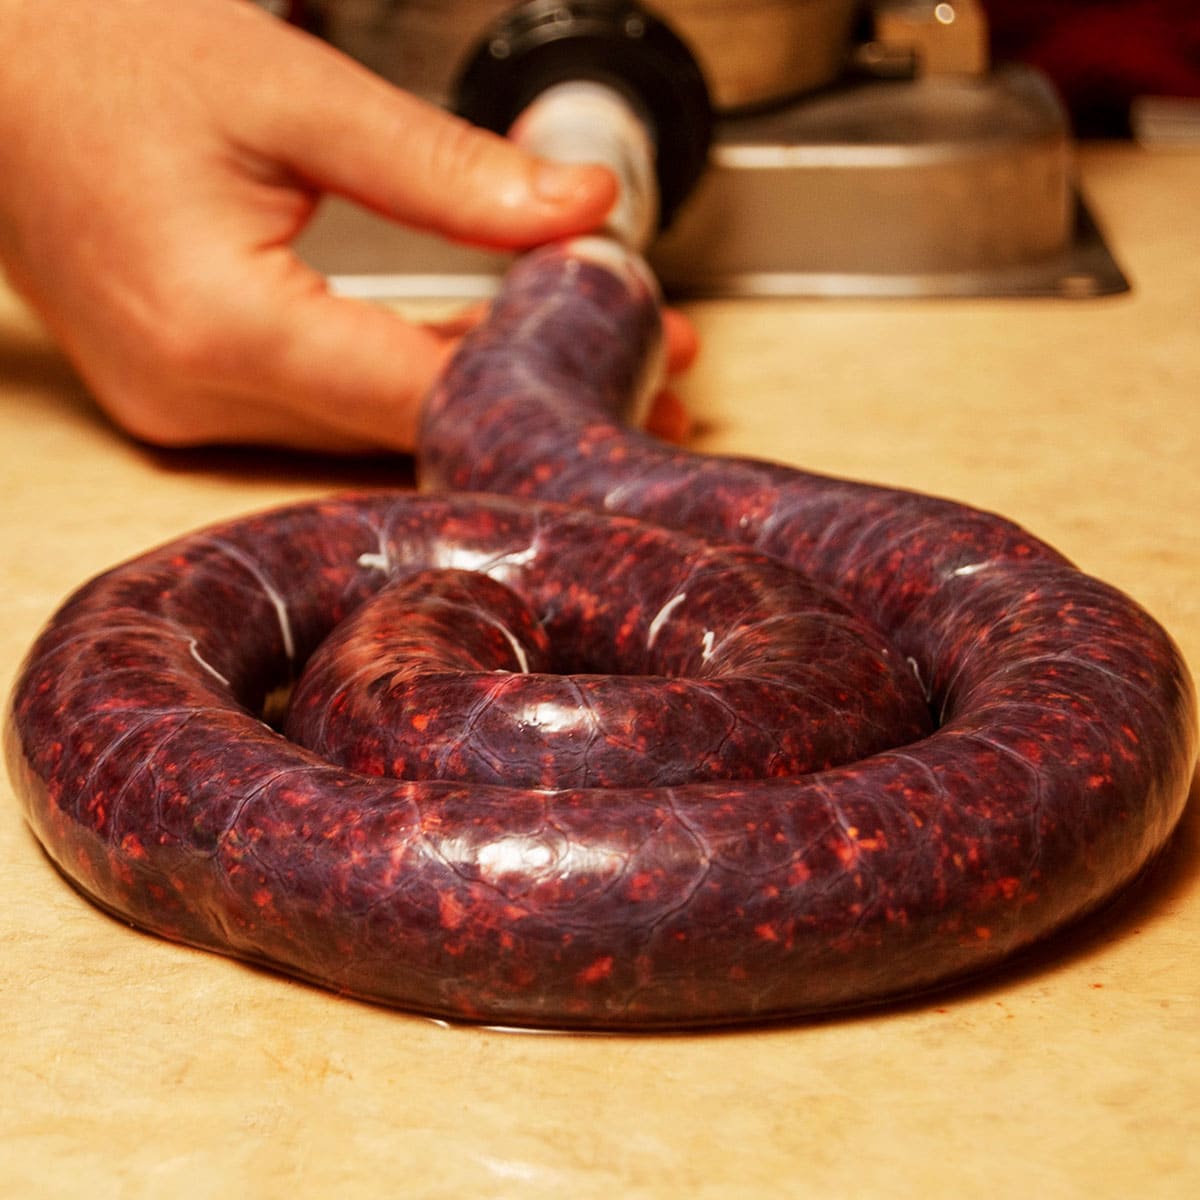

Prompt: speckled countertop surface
[{"left": 1, "top": 145, "right": 1197, "bottom": 1198}]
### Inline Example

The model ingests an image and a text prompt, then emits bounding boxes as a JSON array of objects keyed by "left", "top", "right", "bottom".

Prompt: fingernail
[{"left": 532, "top": 161, "right": 610, "bottom": 205}]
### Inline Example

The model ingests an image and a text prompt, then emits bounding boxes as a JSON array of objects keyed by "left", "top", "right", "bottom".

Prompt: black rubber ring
[{"left": 453, "top": 0, "right": 714, "bottom": 230}]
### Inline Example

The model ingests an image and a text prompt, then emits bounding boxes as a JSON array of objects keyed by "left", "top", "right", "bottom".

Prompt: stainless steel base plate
[{"left": 296, "top": 67, "right": 1128, "bottom": 301}]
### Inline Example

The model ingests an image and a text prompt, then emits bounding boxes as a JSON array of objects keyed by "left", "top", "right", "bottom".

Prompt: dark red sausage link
[
  {"left": 7, "top": 239, "right": 1197, "bottom": 1029},
  {"left": 283, "top": 510, "right": 934, "bottom": 787}
]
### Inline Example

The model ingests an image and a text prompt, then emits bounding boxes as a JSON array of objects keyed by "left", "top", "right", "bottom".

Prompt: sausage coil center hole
[{"left": 286, "top": 523, "right": 933, "bottom": 789}]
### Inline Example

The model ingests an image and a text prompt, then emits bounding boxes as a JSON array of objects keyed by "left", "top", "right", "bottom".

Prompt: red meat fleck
[
  {"left": 578, "top": 956, "right": 614, "bottom": 984},
  {"left": 439, "top": 892, "right": 468, "bottom": 930}
]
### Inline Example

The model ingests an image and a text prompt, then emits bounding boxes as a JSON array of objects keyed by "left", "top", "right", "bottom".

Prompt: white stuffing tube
[{"left": 509, "top": 80, "right": 660, "bottom": 253}]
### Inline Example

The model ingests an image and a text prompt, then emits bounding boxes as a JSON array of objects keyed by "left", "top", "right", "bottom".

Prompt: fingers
[
  {"left": 217, "top": 283, "right": 700, "bottom": 455},
  {"left": 644, "top": 390, "right": 692, "bottom": 444},
  {"left": 84, "top": 276, "right": 697, "bottom": 456},
  {"left": 113, "top": 281, "right": 700, "bottom": 456},
  {"left": 61, "top": 234, "right": 444, "bottom": 454},
  {"left": 172, "top": 273, "right": 448, "bottom": 453},
  {"left": 662, "top": 308, "right": 701, "bottom": 376},
  {"left": 237, "top": 20, "right": 618, "bottom": 249}
]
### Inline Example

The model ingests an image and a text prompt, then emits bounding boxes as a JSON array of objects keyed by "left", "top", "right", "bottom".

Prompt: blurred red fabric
[{"left": 985, "top": 0, "right": 1200, "bottom": 133}]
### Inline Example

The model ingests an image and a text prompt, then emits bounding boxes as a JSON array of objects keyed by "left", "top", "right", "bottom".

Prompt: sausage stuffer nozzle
[
  {"left": 510, "top": 80, "right": 659, "bottom": 252},
  {"left": 451, "top": 1, "right": 713, "bottom": 416},
  {"left": 453, "top": 0, "right": 713, "bottom": 247}
]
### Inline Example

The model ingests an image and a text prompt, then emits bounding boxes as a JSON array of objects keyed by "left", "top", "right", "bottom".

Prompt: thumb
[{"left": 246, "top": 25, "right": 618, "bottom": 249}]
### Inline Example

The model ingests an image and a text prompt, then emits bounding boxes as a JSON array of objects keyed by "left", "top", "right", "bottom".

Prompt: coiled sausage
[{"left": 7, "top": 240, "right": 1196, "bottom": 1028}]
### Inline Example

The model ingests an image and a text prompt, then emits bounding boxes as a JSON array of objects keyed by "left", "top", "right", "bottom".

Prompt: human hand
[{"left": 0, "top": 0, "right": 695, "bottom": 453}]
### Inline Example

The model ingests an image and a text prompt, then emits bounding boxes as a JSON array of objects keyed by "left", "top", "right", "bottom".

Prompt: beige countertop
[{"left": 1, "top": 144, "right": 1198, "bottom": 1198}]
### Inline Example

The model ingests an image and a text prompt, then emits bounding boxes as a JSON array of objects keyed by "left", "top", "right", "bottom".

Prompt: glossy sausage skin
[{"left": 7, "top": 240, "right": 1197, "bottom": 1028}]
